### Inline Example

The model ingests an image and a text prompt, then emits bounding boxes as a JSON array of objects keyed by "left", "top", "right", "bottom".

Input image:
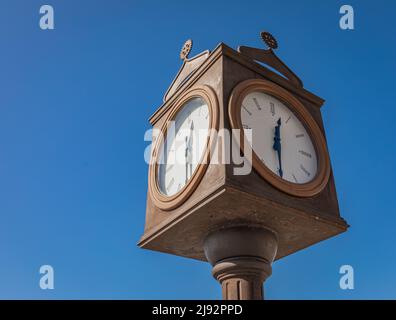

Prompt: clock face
[
  {"left": 241, "top": 91, "right": 318, "bottom": 184},
  {"left": 157, "top": 97, "right": 210, "bottom": 196}
]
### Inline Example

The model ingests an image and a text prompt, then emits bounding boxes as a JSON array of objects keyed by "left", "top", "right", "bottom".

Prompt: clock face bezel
[
  {"left": 228, "top": 78, "right": 330, "bottom": 197},
  {"left": 149, "top": 85, "right": 219, "bottom": 210}
]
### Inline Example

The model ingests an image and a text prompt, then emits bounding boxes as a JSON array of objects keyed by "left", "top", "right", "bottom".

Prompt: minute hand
[
  {"left": 185, "top": 121, "right": 194, "bottom": 183},
  {"left": 272, "top": 118, "right": 283, "bottom": 178}
]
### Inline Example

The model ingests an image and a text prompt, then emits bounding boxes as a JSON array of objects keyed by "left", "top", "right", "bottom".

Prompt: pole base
[{"left": 204, "top": 226, "right": 278, "bottom": 300}]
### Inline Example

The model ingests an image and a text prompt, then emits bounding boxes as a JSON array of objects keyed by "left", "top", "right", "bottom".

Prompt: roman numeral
[
  {"left": 292, "top": 173, "right": 298, "bottom": 183},
  {"left": 177, "top": 183, "right": 182, "bottom": 191},
  {"left": 285, "top": 116, "right": 291, "bottom": 124},
  {"left": 242, "top": 124, "right": 251, "bottom": 129},
  {"left": 296, "top": 134, "right": 305, "bottom": 138},
  {"left": 270, "top": 102, "right": 275, "bottom": 116},
  {"left": 300, "top": 164, "right": 311, "bottom": 176},
  {"left": 242, "top": 105, "right": 252, "bottom": 116},
  {"left": 252, "top": 98, "right": 262, "bottom": 110},
  {"left": 298, "top": 150, "right": 312, "bottom": 158}
]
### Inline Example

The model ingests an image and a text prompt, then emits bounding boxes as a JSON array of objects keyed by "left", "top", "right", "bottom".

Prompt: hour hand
[
  {"left": 185, "top": 121, "right": 194, "bottom": 182},
  {"left": 273, "top": 118, "right": 283, "bottom": 178}
]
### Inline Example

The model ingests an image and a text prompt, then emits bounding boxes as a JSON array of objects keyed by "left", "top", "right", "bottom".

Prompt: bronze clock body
[{"left": 139, "top": 37, "right": 348, "bottom": 300}]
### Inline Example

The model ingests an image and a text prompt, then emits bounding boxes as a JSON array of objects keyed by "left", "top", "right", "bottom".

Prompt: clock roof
[
  {"left": 151, "top": 40, "right": 325, "bottom": 125},
  {"left": 164, "top": 49, "right": 210, "bottom": 103}
]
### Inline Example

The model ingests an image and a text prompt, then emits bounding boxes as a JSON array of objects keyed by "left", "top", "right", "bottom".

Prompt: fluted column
[{"left": 212, "top": 257, "right": 271, "bottom": 300}]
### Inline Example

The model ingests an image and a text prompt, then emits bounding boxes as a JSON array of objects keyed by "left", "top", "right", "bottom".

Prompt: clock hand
[
  {"left": 185, "top": 136, "right": 188, "bottom": 184},
  {"left": 185, "top": 121, "right": 194, "bottom": 183},
  {"left": 272, "top": 118, "right": 283, "bottom": 178},
  {"left": 277, "top": 145, "right": 283, "bottom": 178}
]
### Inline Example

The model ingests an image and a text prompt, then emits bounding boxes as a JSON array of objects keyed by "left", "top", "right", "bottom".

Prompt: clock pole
[
  {"left": 140, "top": 33, "right": 349, "bottom": 301},
  {"left": 204, "top": 226, "right": 278, "bottom": 300}
]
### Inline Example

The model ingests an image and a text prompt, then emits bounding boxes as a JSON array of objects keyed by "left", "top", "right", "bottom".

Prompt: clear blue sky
[{"left": 0, "top": 0, "right": 395, "bottom": 299}]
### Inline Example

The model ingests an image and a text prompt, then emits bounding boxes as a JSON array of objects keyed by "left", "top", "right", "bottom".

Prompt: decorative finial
[
  {"left": 260, "top": 31, "right": 278, "bottom": 50},
  {"left": 180, "top": 39, "right": 193, "bottom": 61}
]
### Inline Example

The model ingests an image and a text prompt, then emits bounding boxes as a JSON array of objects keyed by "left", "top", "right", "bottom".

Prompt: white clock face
[
  {"left": 157, "top": 97, "right": 210, "bottom": 196},
  {"left": 241, "top": 91, "right": 318, "bottom": 184}
]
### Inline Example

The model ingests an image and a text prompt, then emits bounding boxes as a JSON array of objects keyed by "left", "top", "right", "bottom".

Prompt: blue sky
[{"left": 0, "top": 0, "right": 395, "bottom": 299}]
